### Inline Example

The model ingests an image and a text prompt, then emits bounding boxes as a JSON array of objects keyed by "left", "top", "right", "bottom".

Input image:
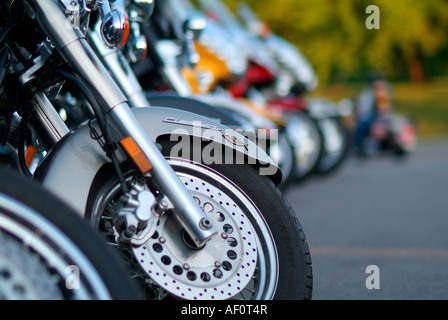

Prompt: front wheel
[
  {"left": 0, "top": 167, "right": 142, "bottom": 300},
  {"left": 87, "top": 138, "right": 312, "bottom": 300},
  {"left": 314, "top": 117, "right": 351, "bottom": 175},
  {"left": 286, "top": 112, "right": 324, "bottom": 183}
]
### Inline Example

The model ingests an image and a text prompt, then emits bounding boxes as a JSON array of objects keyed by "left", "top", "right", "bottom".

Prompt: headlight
[
  {"left": 266, "top": 34, "right": 318, "bottom": 91},
  {"left": 199, "top": 20, "right": 249, "bottom": 76}
]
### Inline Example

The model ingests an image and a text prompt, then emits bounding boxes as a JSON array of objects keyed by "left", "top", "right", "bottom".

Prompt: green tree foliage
[{"left": 223, "top": 0, "right": 448, "bottom": 85}]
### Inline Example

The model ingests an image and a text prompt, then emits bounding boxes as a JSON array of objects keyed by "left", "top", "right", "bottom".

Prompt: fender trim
[{"left": 145, "top": 94, "right": 244, "bottom": 128}]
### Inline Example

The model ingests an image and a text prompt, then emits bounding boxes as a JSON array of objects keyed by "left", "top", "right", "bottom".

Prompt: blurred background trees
[{"left": 223, "top": 0, "right": 448, "bottom": 86}]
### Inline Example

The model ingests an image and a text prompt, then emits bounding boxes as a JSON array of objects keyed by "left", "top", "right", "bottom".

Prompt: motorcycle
[
  {"left": 100, "top": 0, "right": 298, "bottom": 190},
  {"left": 0, "top": 0, "right": 312, "bottom": 300},
  {"left": 233, "top": 1, "right": 353, "bottom": 177},
  {"left": 187, "top": 0, "right": 323, "bottom": 184},
  {"left": 363, "top": 114, "right": 417, "bottom": 157},
  {"left": 0, "top": 147, "right": 141, "bottom": 300},
  {"left": 183, "top": 15, "right": 300, "bottom": 188}
]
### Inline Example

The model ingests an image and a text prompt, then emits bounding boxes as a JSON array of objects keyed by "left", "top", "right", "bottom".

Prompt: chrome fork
[{"left": 31, "top": 0, "right": 216, "bottom": 247}]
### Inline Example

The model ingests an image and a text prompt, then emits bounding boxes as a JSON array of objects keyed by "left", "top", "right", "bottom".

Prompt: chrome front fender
[{"left": 34, "top": 107, "right": 281, "bottom": 216}]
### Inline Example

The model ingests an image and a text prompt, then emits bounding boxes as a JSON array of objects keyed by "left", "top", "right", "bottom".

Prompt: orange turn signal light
[
  {"left": 119, "top": 14, "right": 130, "bottom": 48},
  {"left": 120, "top": 136, "right": 152, "bottom": 174}
]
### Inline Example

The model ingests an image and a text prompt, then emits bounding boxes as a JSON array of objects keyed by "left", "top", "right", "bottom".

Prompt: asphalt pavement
[{"left": 285, "top": 137, "right": 448, "bottom": 300}]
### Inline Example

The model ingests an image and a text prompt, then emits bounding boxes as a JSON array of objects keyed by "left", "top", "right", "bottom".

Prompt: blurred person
[{"left": 354, "top": 71, "right": 393, "bottom": 156}]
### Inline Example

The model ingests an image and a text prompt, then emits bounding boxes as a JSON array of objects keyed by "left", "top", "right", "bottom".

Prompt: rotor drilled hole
[
  {"left": 187, "top": 271, "right": 197, "bottom": 281},
  {"left": 161, "top": 255, "right": 171, "bottom": 266},
  {"left": 227, "top": 250, "right": 238, "bottom": 260},
  {"left": 213, "top": 269, "right": 223, "bottom": 279},
  {"left": 13, "top": 284, "right": 25, "bottom": 294},
  {"left": 173, "top": 265, "right": 183, "bottom": 275},
  {"left": 222, "top": 261, "right": 232, "bottom": 271},
  {"left": 0, "top": 269, "right": 11, "bottom": 279},
  {"left": 227, "top": 237, "right": 238, "bottom": 247},
  {"left": 223, "top": 224, "right": 233, "bottom": 234},
  {"left": 152, "top": 243, "right": 163, "bottom": 253},
  {"left": 201, "top": 272, "right": 211, "bottom": 282},
  {"left": 215, "top": 212, "right": 225, "bottom": 222}
]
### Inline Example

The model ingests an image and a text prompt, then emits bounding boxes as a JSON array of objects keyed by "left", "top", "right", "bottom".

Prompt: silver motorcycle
[{"left": 0, "top": 0, "right": 312, "bottom": 300}]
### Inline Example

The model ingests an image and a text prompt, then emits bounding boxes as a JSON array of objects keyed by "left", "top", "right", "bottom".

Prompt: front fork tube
[
  {"left": 32, "top": 0, "right": 216, "bottom": 247},
  {"left": 107, "top": 103, "right": 217, "bottom": 247},
  {"left": 89, "top": 23, "right": 150, "bottom": 109},
  {"left": 90, "top": 19, "right": 193, "bottom": 104},
  {"left": 28, "top": 92, "right": 70, "bottom": 150}
]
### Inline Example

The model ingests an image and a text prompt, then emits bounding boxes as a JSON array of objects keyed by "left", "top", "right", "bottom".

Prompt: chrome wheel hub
[
  {"left": 0, "top": 232, "right": 62, "bottom": 300},
  {"left": 319, "top": 118, "right": 343, "bottom": 155},
  {"left": 287, "top": 114, "right": 319, "bottom": 173}
]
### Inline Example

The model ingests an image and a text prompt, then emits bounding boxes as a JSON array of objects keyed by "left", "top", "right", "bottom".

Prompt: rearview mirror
[
  {"left": 132, "top": 0, "right": 155, "bottom": 20},
  {"left": 183, "top": 13, "right": 207, "bottom": 41}
]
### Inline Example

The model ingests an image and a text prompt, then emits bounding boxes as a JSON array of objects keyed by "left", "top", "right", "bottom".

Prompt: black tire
[
  {"left": 0, "top": 167, "right": 142, "bottom": 300},
  {"left": 86, "top": 137, "right": 312, "bottom": 300},
  {"left": 271, "top": 129, "right": 297, "bottom": 191},
  {"left": 287, "top": 111, "right": 325, "bottom": 184},
  {"left": 158, "top": 137, "right": 313, "bottom": 300},
  {"left": 314, "top": 117, "right": 351, "bottom": 175}
]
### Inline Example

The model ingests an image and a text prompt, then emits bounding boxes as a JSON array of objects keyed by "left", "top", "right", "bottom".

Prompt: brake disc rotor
[{"left": 133, "top": 173, "right": 258, "bottom": 300}]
